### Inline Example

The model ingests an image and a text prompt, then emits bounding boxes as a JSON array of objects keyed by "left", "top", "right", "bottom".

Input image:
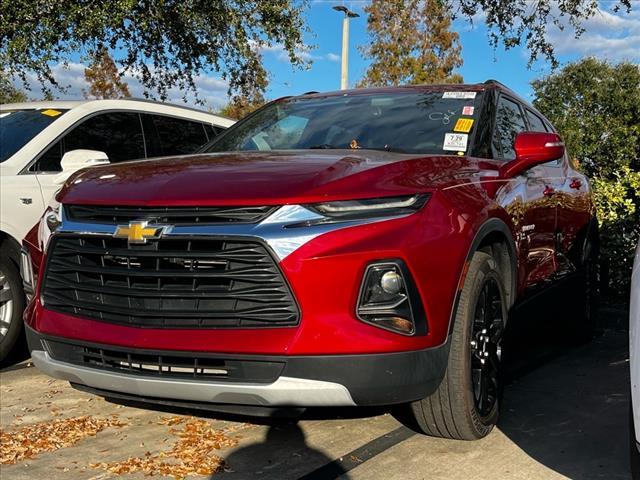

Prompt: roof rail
[{"left": 483, "top": 79, "right": 508, "bottom": 88}]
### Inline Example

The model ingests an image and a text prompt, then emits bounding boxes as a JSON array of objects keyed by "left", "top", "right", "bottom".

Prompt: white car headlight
[{"left": 38, "top": 198, "right": 62, "bottom": 250}]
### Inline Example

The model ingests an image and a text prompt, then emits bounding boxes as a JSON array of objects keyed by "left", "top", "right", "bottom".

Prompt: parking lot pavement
[{"left": 0, "top": 325, "right": 631, "bottom": 480}]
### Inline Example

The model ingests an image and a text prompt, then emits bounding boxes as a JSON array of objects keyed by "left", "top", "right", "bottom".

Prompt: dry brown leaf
[
  {"left": 91, "top": 419, "right": 239, "bottom": 479},
  {"left": 0, "top": 416, "right": 127, "bottom": 464}
]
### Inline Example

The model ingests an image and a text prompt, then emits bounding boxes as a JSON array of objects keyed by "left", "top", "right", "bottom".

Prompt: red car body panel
[{"left": 22, "top": 82, "right": 595, "bottom": 409}]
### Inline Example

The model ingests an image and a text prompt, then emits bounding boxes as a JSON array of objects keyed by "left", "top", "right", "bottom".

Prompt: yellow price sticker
[
  {"left": 41, "top": 109, "right": 62, "bottom": 117},
  {"left": 453, "top": 118, "right": 474, "bottom": 133}
]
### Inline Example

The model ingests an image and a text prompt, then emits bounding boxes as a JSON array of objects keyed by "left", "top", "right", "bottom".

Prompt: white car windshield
[{"left": 0, "top": 109, "right": 68, "bottom": 162}]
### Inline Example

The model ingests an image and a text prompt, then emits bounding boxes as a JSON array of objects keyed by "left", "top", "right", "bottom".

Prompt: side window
[
  {"left": 142, "top": 114, "right": 209, "bottom": 157},
  {"left": 492, "top": 96, "right": 527, "bottom": 160},
  {"left": 525, "top": 110, "right": 548, "bottom": 132},
  {"left": 64, "top": 112, "right": 145, "bottom": 164},
  {"left": 31, "top": 112, "right": 145, "bottom": 172},
  {"left": 32, "top": 140, "right": 63, "bottom": 172}
]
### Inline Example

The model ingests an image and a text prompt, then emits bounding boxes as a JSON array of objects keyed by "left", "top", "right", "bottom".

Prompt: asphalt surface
[{"left": 0, "top": 301, "right": 632, "bottom": 480}]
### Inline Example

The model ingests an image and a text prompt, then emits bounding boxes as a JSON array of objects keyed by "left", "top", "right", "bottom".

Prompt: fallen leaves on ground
[
  {"left": 90, "top": 418, "right": 239, "bottom": 479},
  {"left": 0, "top": 416, "right": 128, "bottom": 464}
]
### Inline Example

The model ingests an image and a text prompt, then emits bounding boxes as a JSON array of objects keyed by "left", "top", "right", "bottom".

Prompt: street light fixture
[{"left": 332, "top": 5, "right": 359, "bottom": 90}]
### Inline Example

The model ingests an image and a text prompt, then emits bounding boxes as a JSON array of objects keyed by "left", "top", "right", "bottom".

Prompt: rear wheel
[
  {"left": 570, "top": 232, "right": 599, "bottom": 342},
  {"left": 0, "top": 255, "right": 25, "bottom": 362},
  {"left": 406, "top": 251, "right": 507, "bottom": 440}
]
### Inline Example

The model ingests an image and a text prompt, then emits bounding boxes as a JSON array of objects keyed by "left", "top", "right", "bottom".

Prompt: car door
[
  {"left": 492, "top": 95, "right": 559, "bottom": 290},
  {"left": 555, "top": 150, "right": 593, "bottom": 276},
  {"left": 31, "top": 111, "right": 146, "bottom": 203},
  {"left": 523, "top": 110, "right": 580, "bottom": 277}
]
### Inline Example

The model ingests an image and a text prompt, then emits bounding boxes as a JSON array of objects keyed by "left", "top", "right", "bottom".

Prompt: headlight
[
  {"left": 38, "top": 198, "right": 62, "bottom": 250},
  {"left": 306, "top": 194, "right": 429, "bottom": 220}
]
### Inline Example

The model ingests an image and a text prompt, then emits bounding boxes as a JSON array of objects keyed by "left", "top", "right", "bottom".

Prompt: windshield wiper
[
  {"left": 309, "top": 144, "right": 336, "bottom": 149},
  {"left": 365, "top": 146, "right": 410, "bottom": 154}
]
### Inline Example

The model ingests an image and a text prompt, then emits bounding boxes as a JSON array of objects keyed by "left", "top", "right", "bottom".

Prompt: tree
[
  {"left": 84, "top": 48, "right": 131, "bottom": 99},
  {"left": 359, "top": 0, "right": 463, "bottom": 87},
  {"left": 0, "top": 0, "right": 307, "bottom": 102},
  {"left": 0, "top": 72, "right": 27, "bottom": 104},
  {"left": 451, "top": 0, "right": 632, "bottom": 69},
  {"left": 218, "top": 55, "right": 269, "bottom": 119},
  {"left": 218, "top": 93, "right": 267, "bottom": 120},
  {"left": 532, "top": 58, "right": 640, "bottom": 296}
]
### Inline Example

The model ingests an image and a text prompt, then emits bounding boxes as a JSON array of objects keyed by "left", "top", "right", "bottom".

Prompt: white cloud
[
  {"left": 326, "top": 52, "right": 341, "bottom": 62},
  {"left": 256, "top": 42, "right": 340, "bottom": 63},
  {"left": 18, "top": 62, "right": 229, "bottom": 109},
  {"left": 541, "top": 6, "right": 640, "bottom": 62}
]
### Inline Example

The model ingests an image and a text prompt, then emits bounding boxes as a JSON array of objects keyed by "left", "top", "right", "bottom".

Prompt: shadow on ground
[{"left": 499, "top": 281, "right": 631, "bottom": 480}]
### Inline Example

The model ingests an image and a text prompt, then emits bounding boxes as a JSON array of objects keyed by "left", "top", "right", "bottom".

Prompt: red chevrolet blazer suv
[{"left": 21, "top": 81, "right": 597, "bottom": 440}]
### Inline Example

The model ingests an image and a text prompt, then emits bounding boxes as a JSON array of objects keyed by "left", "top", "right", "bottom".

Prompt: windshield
[
  {"left": 205, "top": 91, "right": 483, "bottom": 155},
  {"left": 0, "top": 109, "right": 68, "bottom": 162}
]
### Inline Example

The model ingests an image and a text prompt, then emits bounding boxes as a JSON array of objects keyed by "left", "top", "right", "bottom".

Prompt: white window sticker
[
  {"left": 442, "top": 91, "right": 477, "bottom": 99},
  {"left": 443, "top": 133, "right": 468, "bottom": 151},
  {"left": 462, "top": 105, "right": 475, "bottom": 115}
]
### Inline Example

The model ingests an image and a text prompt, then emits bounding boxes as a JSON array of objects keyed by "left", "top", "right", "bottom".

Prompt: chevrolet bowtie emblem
[{"left": 114, "top": 221, "right": 165, "bottom": 245}]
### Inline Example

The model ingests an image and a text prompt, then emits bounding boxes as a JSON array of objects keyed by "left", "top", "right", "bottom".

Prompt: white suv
[
  {"left": 0, "top": 99, "right": 234, "bottom": 360},
  {"left": 631, "top": 239, "right": 640, "bottom": 478}
]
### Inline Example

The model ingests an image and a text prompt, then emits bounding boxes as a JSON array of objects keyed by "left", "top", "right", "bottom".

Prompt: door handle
[
  {"left": 570, "top": 179, "right": 582, "bottom": 190},
  {"left": 543, "top": 186, "right": 555, "bottom": 197}
]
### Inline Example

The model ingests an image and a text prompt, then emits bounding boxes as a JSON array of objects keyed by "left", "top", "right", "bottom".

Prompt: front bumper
[{"left": 27, "top": 326, "right": 449, "bottom": 407}]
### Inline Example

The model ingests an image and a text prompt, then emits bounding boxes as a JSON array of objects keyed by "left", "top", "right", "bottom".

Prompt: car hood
[{"left": 58, "top": 150, "right": 478, "bottom": 206}]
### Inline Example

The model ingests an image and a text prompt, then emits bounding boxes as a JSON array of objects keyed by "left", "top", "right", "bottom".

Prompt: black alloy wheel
[{"left": 470, "top": 277, "right": 504, "bottom": 418}]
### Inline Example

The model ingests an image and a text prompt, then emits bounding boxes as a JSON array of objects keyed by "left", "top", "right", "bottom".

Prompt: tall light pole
[{"left": 333, "top": 5, "right": 359, "bottom": 90}]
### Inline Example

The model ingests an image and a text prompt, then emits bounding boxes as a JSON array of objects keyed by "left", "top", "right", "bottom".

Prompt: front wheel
[
  {"left": 0, "top": 255, "right": 26, "bottom": 362},
  {"left": 405, "top": 251, "right": 507, "bottom": 440}
]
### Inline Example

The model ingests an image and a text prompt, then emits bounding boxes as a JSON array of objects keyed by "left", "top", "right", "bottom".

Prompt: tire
[
  {"left": 406, "top": 251, "right": 507, "bottom": 440},
  {"left": 0, "top": 254, "right": 26, "bottom": 362},
  {"left": 570, "top": 232, "right": 599, "bottom": 343}
]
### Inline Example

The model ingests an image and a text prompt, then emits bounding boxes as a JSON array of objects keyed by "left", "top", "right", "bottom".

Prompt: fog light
[
  {"left": 380, "top": 271, "right": 402, "bottom": 294},
  {"left": 356, "top": 260, "right": 426, "bottom": 336}
]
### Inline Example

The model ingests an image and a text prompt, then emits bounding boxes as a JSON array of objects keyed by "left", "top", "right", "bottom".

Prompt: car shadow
[
  {"left": 219, "top": 420, "right": 350, "bottom": 480},
  {"left": 498, "top": 282, "right": 631, "bottom": 480}
]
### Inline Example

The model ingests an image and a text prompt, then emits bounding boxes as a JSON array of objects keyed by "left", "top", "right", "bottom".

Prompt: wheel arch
[
  {"left": 447, "top": 217, "right": 517, "bottom": 336},
  {"left": 0, "top": 231, "right": 22, "bottom": 268}
]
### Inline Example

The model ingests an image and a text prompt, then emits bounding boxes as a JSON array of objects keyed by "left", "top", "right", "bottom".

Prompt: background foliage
[
  {"left": 84, "top": 48, "right": 131, "bottom": 99},
  {"left": 0, "top": 0, "right": 307, "bottom": 103},
  {"left": 532, "top": 58, "right": 640, "bottom": 297},
  {"left": 359, "top": 0, "right": 463, "bottom": 86}
]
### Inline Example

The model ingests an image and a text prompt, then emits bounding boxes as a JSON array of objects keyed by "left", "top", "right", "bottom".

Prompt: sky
[{"left": 19, "top": 0, "right": 640, "bottom": 109}]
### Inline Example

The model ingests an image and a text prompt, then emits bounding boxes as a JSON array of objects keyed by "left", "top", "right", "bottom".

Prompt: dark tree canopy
[
  {"left": 359, "top": 0, "right": 463, "bottom": 87},
  {"left": 84, "top": 48, "right": 131, "bottom": 99},
  {"left": 0, "top": 0, "right": 307, "bottom": 102},
  {"left": 451, "top": 0, "right": 633, "bottom": 68}
]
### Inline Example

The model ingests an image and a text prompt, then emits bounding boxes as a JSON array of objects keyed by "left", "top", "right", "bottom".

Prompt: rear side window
[
  {"left": 525, "top": 110, "right": 548, "bottom": 132},
  {"left": 142, "top": 114, "right": 209, "bottom": 157},
  {"left": 32, "top": 112, "right": 145, "bottom": 172},
  {"left": 492, "top": 96, "right": 527, "bottom": 160}
]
